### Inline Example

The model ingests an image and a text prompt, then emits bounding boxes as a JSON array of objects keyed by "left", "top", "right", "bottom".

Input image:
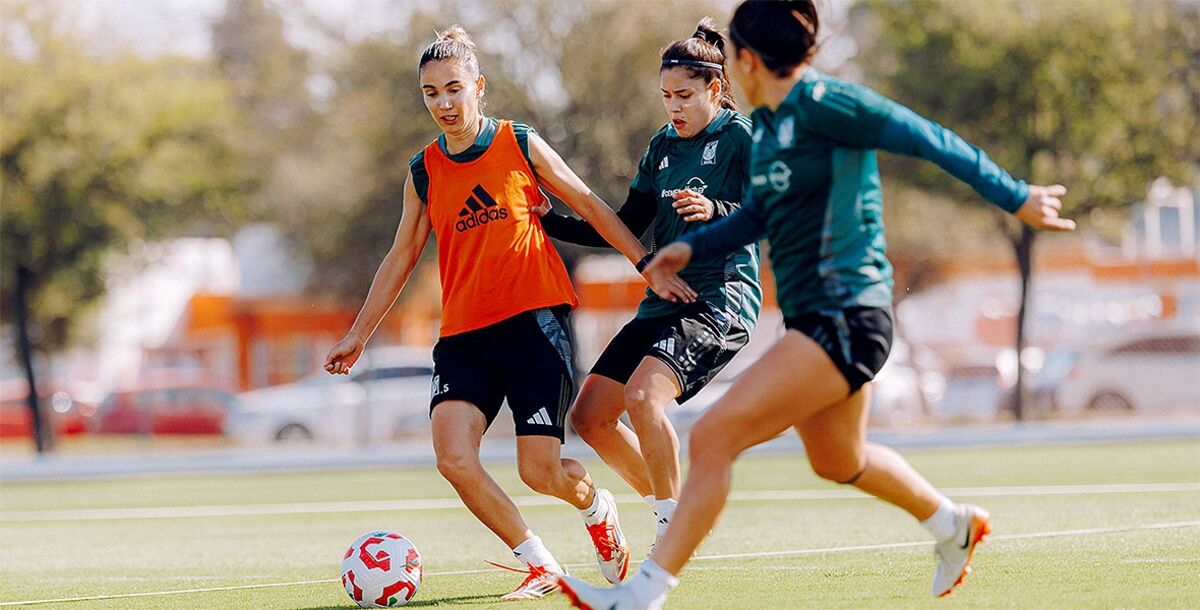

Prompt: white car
[
  {"left": 1055, "top": 326, "right": 1200, "bottom": 414},
  {"left": 226, "top": 347, "right": 435, "bottom": 443}
]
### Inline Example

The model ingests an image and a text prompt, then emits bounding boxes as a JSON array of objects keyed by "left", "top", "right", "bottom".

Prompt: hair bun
[
  {"left": 692, "top": 16, "right": 725, "bottom": 51},
  {"left": 436, "top": 24, "right": 476, "bottom": 50}
]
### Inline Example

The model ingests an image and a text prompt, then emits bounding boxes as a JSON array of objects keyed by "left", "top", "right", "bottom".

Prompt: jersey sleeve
[
  {"left": 680, "top": 188, "right": 766, "bottom": 257},
  {"left": 877, "top": 103, "right": 1029, "bottom": 212},
  {"left": 798, "top": 80, "right": 1028, "bottom": 212},
  {"left": 511, "top": 121, "right": 538, "bottom": 171},
  {"left": 407, "top": 150, "right": 430, "bottom": 205},
  {"left": 541, "top": 187, "right": 656, "bottom": 248}
]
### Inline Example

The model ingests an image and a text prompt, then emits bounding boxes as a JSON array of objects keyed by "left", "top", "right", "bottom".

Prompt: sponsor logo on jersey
[
  {"left": 778, "top": 116, "right": 795, "bottom": 149},
  {"left": 768, "top": 161, "right": 792, "bottom": 192},
  {"left": 661, "top": 176, "right": 709, "bottom": 198},
  {"left": 701, "top": 140, "right": 719, "bottom": 165},
  {"left": 455, "top": 184, "right": 509, "bottom": 232},
  {"left": 658, "top": 156, "right": 669, "bottom": 170}
]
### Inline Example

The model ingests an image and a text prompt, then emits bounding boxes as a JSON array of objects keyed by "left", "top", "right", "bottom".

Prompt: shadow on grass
[{"left": 301, "top": 593, "right": 501, "bottom": 609}]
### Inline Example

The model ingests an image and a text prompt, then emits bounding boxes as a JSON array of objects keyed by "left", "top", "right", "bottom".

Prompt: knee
[
  {"left": 687, "top": 416, "right": 739, "bottom": 465},
  {"left": 623, "top": 386, "right": 663, "bottom": 424},
  {"left": 570, "top": 407, "right": 614, "bottom": 442},
  {"left": 435, "top": 448, "right": 479, "bottom": 485},
  {"left": 518, "top": 459, "right": 560, "bottom": 495},
  {"left": 808, "top": 450, "right": 865, "bottom": 484}
]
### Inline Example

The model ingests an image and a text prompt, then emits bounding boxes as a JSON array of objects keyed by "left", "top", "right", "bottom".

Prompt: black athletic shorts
[
  {"left": 784, "top": 306, "right": 893, "bottom": 393},
  {"left": 591, "top": 302, "right": 751, "bottom": 403},
  {"left": 430, "top": 305, "right": 574, "bottom": 441}
]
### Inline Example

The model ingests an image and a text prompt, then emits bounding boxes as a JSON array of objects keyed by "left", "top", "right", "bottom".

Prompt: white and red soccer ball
[{"left": 340, "top": 531, "right": 423, "bottom": 608}]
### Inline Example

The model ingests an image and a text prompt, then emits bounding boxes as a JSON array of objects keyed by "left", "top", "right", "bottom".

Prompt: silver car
[{"left": 226, "top": 347, "right": 435, "bottom": 443}]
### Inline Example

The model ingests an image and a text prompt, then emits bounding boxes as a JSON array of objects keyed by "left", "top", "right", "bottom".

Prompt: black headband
[{"left": 661, "top": 58, "right": 723, "bottom": 72}]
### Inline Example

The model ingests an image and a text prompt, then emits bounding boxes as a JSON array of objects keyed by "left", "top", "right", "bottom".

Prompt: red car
[
  {"left": 91, "top": 385, "right": 239, "bottom": 435},
  {"left": 0, "top": 380, "right": 95, "bottom": 438}
]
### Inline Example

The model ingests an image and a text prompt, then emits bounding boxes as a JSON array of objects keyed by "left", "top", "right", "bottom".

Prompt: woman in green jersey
[
  {"left": 534, "top": 18, "right": 762, "bottom": 552},
  {"left": 559, "top": 2, "right": 1075, "bottom": 608}
]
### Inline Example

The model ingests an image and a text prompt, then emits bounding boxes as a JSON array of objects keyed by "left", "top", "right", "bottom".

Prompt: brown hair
[
  {"left": 729, "top": 0, "right": 820, "bottom": 77},
  {"left": 660, "top": 17, "right": 738, "bottom": 111},
  {"left": 418, "top": 25, "right": 480, "bottom": 76}
]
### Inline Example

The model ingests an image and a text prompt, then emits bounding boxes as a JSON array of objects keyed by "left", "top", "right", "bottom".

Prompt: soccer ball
[{"left": 340, "top": 531, "right": 423, "bottom": 608}]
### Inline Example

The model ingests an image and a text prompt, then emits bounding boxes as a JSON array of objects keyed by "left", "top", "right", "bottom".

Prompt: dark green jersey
[
  {"left": 632, "top": 109, "right": 761, "bottom": 325},
  {"left": 681, "top": 71, "right": 1029, "bottom": 319}
]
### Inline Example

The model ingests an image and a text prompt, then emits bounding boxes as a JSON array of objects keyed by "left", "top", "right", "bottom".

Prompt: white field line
[
  {"left": 1, "top": 520, "right": 1196, "bottom": 607},
  {"left": 2, "top": 482, "right": 1197, "bottom": 523}
]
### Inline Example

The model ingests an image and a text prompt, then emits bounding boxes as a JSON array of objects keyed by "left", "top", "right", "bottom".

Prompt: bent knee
[
  {"left": 687, "top": 417, "right": 740, "bottom": 464},
  {"left": 570, "top": 407, "right": 616, "bottom": 440},
  {"left": 518, "top": 461, "right": 560, "bottom": 494},
  {"left": 435, "top": 451, "right": 480, "bottom": 484},
  {"left": 809, "top": 454, "right": 865, "bottom": 484}
]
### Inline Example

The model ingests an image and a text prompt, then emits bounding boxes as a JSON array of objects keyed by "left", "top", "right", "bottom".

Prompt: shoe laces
[{"left": 587, "top": 521, "right": 619, "bottom": 561}]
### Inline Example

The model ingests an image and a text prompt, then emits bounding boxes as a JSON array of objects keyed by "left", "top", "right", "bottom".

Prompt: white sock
[
  {"left": 579, "top": 488, "right": 603, "bottom": 523},
  {"left": 652, "top": 498, "right": 677, "bottom": 524},
  {"left": 512, "top": 536, "right": 562, "bottom": 573},
  {"left": 627, "top": 559, "right": 678, "bottom": 602},
  {"left": 643, "top": 494, "right": 656, "bottom": 509},
  {"left": 920, "top": 499, "right": 959, "bottom": 542}
]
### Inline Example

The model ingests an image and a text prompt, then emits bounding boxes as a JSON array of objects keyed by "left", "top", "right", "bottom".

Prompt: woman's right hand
[
  {"left": 324, "top": 336, "right": 365, "bottom": 375},
  {"left": 1016, "top": 184, "right": 1075, "bottom": 231},
  {"left": 641, "top": 242, "right": 697, "bottom": 303}
]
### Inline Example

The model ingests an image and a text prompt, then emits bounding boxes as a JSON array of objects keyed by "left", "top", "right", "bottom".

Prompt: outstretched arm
[
  {"left": 538, "top": 186, "right": 657, "bottom": 248},
  {"left": 324, "top": 173, "right": 432, "bottom": 375},
  {"left": 528, "top": 133, "right": 696, "bottom": 303},
  {"left": 802, "top": 79, "right": 1074, "bottom": 231}
]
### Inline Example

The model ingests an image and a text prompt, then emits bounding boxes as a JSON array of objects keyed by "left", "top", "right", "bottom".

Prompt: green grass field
[{"left": 1, "top": 439, "right": 1198, "bottom": 609}]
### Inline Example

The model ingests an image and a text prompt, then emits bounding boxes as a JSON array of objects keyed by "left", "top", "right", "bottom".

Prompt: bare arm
[
  {"left": 324, "top": 173, "right": 433, "bottom": 374},
  {"left": 527, "top": 134, "right": 647, "bottom": 263},
  {"left": 528, "top": 134, "right": 696, "bottom": 303}
]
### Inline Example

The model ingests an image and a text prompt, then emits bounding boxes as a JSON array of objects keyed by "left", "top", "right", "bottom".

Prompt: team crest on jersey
[
  {"left": 778, "top": 116, "right": 795, "bottom": 149},
  {"left": 768, "top": 161, "right": 792, "bottom": 193},
  {"left": 701, "top": 140, "right": 719, "bottom": 165},
  {"left": 658, "top": 156, "right": 669, "bottom": 170}
]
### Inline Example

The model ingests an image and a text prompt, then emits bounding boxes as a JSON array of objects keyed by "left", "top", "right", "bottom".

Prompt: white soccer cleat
[
  {"left": 931, "top": 504, "right": 993, "bottom": 597},
  {"left": 499, "top": 563, "right": 561, "bottom": 601},
  {"left": 584, "top": 488, "right": 630, "bottom": 583},
  {"left": 557, "top": 574, "right": 666, "bottom": 610}
]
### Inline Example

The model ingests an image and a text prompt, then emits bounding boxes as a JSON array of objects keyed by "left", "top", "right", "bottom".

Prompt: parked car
[
  {"left": 91, "top": 384, "right": 239, "bottom": 434},
  {"left": 226, "top": 347, "right": 435, "bottom": 443},
  {"left": 933, "top": 361, "right": 1011, "bottom": 422},
  {"left": 870, "top": 340, "right": 945, "bottom": 426},
  {"left": 0, "top": 379, "right": 97, "bottom": 438},
  {"left": 1054, "top": 327, "right": 1200, "bottom": 414}
]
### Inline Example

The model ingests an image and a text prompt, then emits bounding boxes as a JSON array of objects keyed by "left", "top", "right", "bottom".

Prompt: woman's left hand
[{"left": 672, "top": 189, "right": 714, "bottom": 222}]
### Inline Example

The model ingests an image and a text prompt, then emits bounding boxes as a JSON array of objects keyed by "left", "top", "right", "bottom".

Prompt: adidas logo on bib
[{"left": 455, "top": 184, "right": 509, "bottom": 232}]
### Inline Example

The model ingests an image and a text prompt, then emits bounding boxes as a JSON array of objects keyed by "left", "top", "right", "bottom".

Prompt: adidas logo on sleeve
[{"left": 456, "top": 184, "right": 510, "bottom": 232}]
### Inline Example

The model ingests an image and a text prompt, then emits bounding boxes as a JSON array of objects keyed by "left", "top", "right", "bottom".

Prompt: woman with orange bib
[{"left": 324, "top": 27, "right": 695, "bottom": 601}]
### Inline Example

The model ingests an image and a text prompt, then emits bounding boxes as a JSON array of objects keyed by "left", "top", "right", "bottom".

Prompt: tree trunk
[
  {"left": 13, "top": 265, "right": 52, "bottom": 452},
  {"left": 1011, "top": 226, "right": 1036, "bottom": 422}
]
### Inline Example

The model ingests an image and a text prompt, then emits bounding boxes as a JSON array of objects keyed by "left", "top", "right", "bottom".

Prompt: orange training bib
[{"left": 422, "top": 120, "right": 578, "bottom": 337}]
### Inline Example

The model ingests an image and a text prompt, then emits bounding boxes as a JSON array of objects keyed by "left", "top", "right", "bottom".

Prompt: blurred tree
[
  {"left": 0, "top": 3, "right": 252, "bottom": 451},
  {"left": 856, "top": 0, "right": 1198, "bottom": 419}
]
